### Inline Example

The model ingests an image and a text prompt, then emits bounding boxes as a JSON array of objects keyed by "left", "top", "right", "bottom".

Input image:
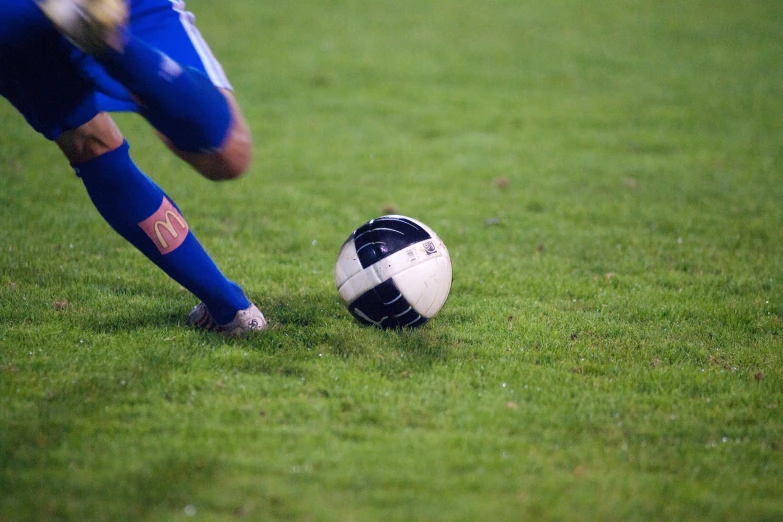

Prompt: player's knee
[
  {"left": 202, "top": 156, "right": 249, "bottom": 182},
  {"left": 215, "top": 125, "right": 252, "bottom": 180},
  {"left": 211, "top": 90, "right": 252, "bottom": 180},
  {"left": 170, "top": 124, "right": 252, "bottom": 181}
]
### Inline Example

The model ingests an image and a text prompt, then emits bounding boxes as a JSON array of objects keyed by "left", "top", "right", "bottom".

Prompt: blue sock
[
  {"left": 74, "top": 142, "right": 250, "bottom": 324},
  {"left": 99, "top": 35, "right": 232, "bottom": 153}
]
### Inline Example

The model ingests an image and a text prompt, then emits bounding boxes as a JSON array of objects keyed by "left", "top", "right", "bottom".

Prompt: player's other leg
[
  {"left": 58, "top": 113, "right": 266, "bottom": 335},
  {"left": 38, "top": 0, "right": 251, "bottom": 181}
]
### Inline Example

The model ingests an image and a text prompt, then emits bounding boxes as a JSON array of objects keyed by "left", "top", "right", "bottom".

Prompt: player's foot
[
  {"left": 37, "top": 0, "right": 129, "bottom": 55},
  {"left": 188, "top": 302, "right": 268, "bottom": 337}
]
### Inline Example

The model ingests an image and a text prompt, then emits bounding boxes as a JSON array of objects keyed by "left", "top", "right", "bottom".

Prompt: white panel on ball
[
  {"left": 393, "top": 256, "right": 452, "bottom": 318},
  {"left": 334, "top": 239, "right": 361, "bottom": 289}
]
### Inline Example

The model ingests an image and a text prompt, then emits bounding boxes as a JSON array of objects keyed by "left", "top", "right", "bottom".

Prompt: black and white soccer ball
[{"left": 335, "top": 215, "right": 452, "bottom": 328}]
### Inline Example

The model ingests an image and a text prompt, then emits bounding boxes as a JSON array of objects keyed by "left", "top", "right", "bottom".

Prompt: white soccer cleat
[
  {"left": 188, "top": 302, "right": 268, "bottom": 337},
  {"left": 37, "top": 0, "right": 129, "bottom": 55}
]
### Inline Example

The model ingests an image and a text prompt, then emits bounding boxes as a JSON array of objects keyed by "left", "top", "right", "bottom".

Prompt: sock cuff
[{"left": 72, "top": 140, "right": 132, "bottom": 176}]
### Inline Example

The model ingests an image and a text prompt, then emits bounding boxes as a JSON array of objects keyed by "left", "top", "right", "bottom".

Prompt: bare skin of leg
[
  {"left": 56, "top": 89, "right": 252, "bottom": 181},
  {"left": 56, "top": 111, "right": 124, "bottom": 164}
]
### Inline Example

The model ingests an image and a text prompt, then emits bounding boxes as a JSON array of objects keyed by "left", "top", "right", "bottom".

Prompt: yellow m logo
[
  {"left": 153, "top": 210, "right": 187, "bottom": 249},
  {"left": 138, "top": 197, "right": 190, "bottom": 255}
]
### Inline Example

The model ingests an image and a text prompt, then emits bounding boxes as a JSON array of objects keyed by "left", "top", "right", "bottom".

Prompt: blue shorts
[{"left": 0, "top": 0, "right": 231, "bottom": 140}]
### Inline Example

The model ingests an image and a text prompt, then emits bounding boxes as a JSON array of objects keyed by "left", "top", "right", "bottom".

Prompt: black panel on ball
[
  {"left": 349, "top": 279, "right": 428, "bottom": 329},
  {"left": 353, "top": 216, "right": 432, "bottom": 269}
]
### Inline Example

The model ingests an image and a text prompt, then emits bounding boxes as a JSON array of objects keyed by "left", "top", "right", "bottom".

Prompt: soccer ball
[{"left": 335, "top": 215, "right": 452, "bottom": 328}]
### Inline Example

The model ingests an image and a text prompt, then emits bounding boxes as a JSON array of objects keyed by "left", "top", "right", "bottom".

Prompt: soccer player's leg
[
  {"left": 57, "top": 114, "right": 266, "bottom": 334},
  {"left": 2, "top": 0, "right": 264, "bottom": 335},
  {"left": 38, "top": 0, "right": 252, "bottom": 181}
]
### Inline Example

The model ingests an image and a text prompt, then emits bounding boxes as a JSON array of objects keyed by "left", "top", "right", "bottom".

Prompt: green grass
[{"left": 2, "top": 0, "right": 782, "bottom": 519}]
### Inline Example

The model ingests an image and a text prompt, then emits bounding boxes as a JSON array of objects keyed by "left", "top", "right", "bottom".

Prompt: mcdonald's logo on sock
[{"left": 138, "top": 197, "right": 189, "bottom": 255}]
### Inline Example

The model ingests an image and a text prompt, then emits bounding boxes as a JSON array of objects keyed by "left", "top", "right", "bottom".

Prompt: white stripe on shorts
[{"left": 169, "top": 0, "right": 232, "bottom": 89}]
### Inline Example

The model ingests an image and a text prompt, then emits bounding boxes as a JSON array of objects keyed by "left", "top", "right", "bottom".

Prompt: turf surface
[{"left": 1, "top": 0, "right": 782, "bottom": 519}]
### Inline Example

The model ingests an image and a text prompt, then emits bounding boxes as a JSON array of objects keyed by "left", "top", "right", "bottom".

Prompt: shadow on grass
[
  {"left": 245, "top": 291, "right": 452, "bottom": 369},
  {"left": 69, "top": 289, "right": 452, "bottom": 375},
  {"left": 77, "top": 306, "right": 189, "bottom": 334}
]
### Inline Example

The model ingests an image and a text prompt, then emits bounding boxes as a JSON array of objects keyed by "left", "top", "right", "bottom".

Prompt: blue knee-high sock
[
  {"left": 99, "top": 35, "right": 232, "bottom": 153},
  {"left": 74, "top": 142, "right": 250, "bottom": 324}
]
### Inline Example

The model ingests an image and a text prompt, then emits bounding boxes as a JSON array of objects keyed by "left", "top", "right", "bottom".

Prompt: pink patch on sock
[{"left": 138, "top": 197, "right": 189, "bottom": 255}]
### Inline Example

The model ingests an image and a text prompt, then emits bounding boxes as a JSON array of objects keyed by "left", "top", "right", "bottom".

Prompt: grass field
[{"left": 2, "top": 0, "right": 783, "bottom": 519}]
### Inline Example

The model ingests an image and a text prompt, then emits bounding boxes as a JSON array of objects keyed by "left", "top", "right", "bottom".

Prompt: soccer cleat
[
  {"left": 37, "top": 0, "right": 129, "bottom": 55},
  {"left": 188, "top": 302, "right": 267, "bottom": 337}
]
